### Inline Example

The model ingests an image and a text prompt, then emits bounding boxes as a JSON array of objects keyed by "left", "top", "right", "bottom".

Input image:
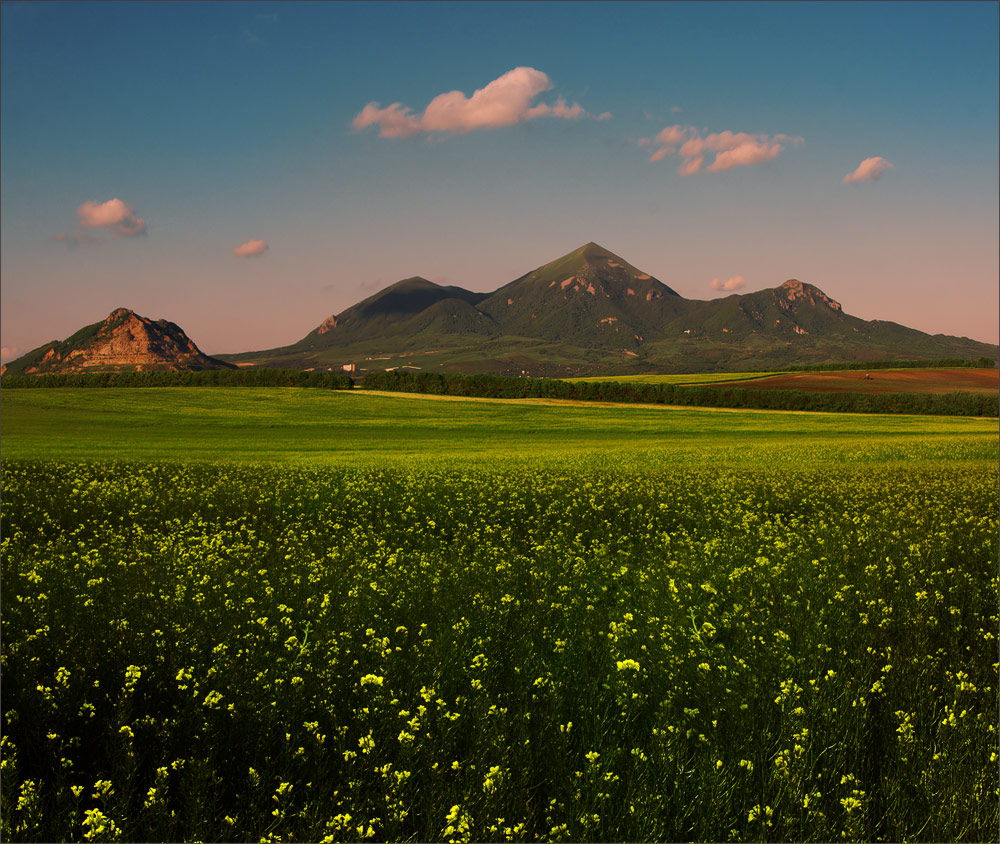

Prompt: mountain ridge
[
  {"left": 4, "top": 243, "right": 997, "bottom": 378},
  {"left": 223, "top": 241, "right": 998, "bottom": 376}
]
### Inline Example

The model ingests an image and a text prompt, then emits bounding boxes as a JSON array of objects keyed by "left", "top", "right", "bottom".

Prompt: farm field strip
[
  {"left": 566, "top": 372, "right": 789, "bottom": 385},
  {"left": 711, "top": 368, "right": 1000, "bottom": 395},
  {"left": 567, "top": 367, "right": 1000, "bottom": 394}
]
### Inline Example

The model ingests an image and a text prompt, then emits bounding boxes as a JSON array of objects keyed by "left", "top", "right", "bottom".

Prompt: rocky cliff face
[
  {"left": 5, "top": 308, "right": 235, "bottom": 375},
  {"left": 778, "top": 279, "right": 842, "bottom": 312}
]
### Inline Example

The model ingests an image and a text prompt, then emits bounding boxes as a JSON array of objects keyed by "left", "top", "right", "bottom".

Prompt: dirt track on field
[{"left": 710, "top": 368, "right": 999, "bottom": 395}]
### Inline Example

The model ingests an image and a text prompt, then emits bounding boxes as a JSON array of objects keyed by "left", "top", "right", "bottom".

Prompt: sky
[{"left": 1, "top": 0, "right": 997, "bottom": 362}]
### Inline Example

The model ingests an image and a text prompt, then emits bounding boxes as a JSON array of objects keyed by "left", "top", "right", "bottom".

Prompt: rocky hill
[{"left": 2, "top": 308, "right": 235, "bottom": 376}]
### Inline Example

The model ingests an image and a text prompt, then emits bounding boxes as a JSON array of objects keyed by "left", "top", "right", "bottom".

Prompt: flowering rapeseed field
[{"left": 2, "top": 446, "right": 996, "bottom": 842}]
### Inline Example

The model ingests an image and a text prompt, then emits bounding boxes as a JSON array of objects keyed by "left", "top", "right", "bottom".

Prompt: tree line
[
  {"left": 3, "top": 363, "right": 995, "bottom": 417},
  {"left": 782, "top": 357, "right": 995, "bottom": 372},
  {"left": 0, "top": 369, "right": 354, "bottom": 390},
  {"left": 362, "top": 370, "right": 999, "bottom": 417}
]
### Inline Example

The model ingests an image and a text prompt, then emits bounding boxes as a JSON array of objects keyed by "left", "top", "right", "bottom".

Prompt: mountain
[
  {"left": 222, "top": 242, "right": 997, "bottom": 377},
  {"left": 475, "top": 241, "right": 689, "bottom": 349},
  {"left": 2, "top": 308, "right": 236, "bottom": 376}
]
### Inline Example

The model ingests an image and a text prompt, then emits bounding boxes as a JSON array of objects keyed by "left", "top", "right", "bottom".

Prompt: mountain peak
[
  {"left": 506, "top": 241, "right": 680, "bottom": 299},
  {"left": 569, "top": 241, "right": 624, "bottom": 263},
  {"left": 778, "top": 278, "right": 842, "bottom": 312},
  {"left": 3, "top": 309, "right": 233, "bottom": 375}
]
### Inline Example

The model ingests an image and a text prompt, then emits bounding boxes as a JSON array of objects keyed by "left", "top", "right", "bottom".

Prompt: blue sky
[{"left": 2, "top": 0, "right": 997, "bottom": 359}]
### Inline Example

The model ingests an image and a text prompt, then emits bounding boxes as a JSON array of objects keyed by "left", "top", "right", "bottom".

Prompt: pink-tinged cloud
[
  {"left": 646, "top": 124, "right": 802, "bottom": 175},
  {"left": 353, "top": 67, "right": 604, "bottom": 138},
  {"left": 232, "top": 239, "right": 269, "bottom": 258},
  {"left": 655, "top": 125, "right": 689, "bottom": 147},
  {"left": 710, "top": 275, "right": 747, "bottom": 292},
  {"left": 1, "top": 346, "right": 19, "bottom": 363},
  {"left": 842, "top": 156, "right": 893, "bottom": 184},
  {"left": 76, "top": 198, "right": 146, "bottom": 236},
  {"left": 50, "top": 231, "right": 103, "bottom": 246},
  {"left": 677, "top": 155, "right": 704, "bottom": 176}
]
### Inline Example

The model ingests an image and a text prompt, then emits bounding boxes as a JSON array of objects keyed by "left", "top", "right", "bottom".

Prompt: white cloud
[
  {"left": 353, "top": 67, "right": 606, "bottom": 138},
  {"left": 842, "top": 156, "right": 893, "bottom": 184},
  {"left": 643, "top": 125, "right": 802, "bottom": 175},
  {"left": 50, "top": 231, "right": 102, "bottom": 247},
  {"left": 710, "top": 275, "right": 747, "bottom": 291},
  {"left": 76, "top": 198, "right": 147, "bottom": 236},
  {"left": 232, "top": 239, "right": 269, "bottom": 258}
]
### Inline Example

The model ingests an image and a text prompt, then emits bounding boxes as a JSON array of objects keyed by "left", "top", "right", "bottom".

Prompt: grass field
[
  {"left": 2, "top": 388, "right": 997, "bottom": 842},
  {"left": 1, "top": 387, "right": 996, "bottom": 466}
]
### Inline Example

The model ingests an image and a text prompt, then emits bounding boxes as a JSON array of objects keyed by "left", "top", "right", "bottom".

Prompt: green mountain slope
[
  {"left": 475, "top": 242, "right": 690, "bottom": 349},
  {"left": 220, "top": 242, "right": 997, "bottom": 376}
]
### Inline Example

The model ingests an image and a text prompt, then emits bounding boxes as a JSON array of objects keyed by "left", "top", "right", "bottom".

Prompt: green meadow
[
  {"left": 1, "top": 387, "right": 995, "bottom": 466},
  {"left": 2, "top": 388, "right": 997, "bottom": 842}
]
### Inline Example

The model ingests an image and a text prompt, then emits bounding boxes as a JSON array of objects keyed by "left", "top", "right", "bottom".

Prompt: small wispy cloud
[
  {"left": 240, "top": 11, "right": 278, "bottom": 45},
  {"left": 232, "top": 238, "right": 269, "bottom": 258},
  {"left": 1, "top": 346, "right": 19, "bottom": 364},
  {"left": 353, "top": 67, "right": 608, "bottom": 138},
  {"left": 641, "top": 125, "right": 803, "bottom": 175},
  {"left": 50, "top": 231, "right": 103, "bottom": 247},
  {"left": 77, "top": 198, "right": 147, "bottom": 236},
  {"left": 710, "top": 275, "right": 747, "bottom": 292},
  {"left": 842, "top": 156, "right": 893, "bottom": 184}
]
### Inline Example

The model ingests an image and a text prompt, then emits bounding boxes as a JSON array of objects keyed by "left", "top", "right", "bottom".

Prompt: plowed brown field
[{"left": 714, "top": 367, "right": 999, "bottom": 394}]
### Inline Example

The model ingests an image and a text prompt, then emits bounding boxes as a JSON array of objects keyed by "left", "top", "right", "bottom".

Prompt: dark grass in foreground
[{"left": 2, "top": 458, "right": 997, "bottom": 843}]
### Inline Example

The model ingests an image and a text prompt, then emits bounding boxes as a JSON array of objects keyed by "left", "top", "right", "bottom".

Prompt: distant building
[{"left": 342, "top": 363, "right": 356, "bottom": 373}]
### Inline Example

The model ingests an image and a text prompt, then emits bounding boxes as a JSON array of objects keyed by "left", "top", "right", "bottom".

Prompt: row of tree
[
  {"left": 362, "top": 370, "right": 999, "bottom": 417},
  {"left": 0, "top": 369, "right": 354, "bottom": 390},
  {"left": 3, "top": 365, "right": 995, "bottom": 417},
  {"left": 782, "top": 357, "right": 995, "bottom": 372}
]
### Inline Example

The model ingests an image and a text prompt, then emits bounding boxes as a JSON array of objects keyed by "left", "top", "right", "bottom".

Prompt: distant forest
[
  {"left": 362, "top": 370, "right": 999, "bottom": 417},
  {"left": 0, "top": 369, "right": 355, "bottom": 390}
]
